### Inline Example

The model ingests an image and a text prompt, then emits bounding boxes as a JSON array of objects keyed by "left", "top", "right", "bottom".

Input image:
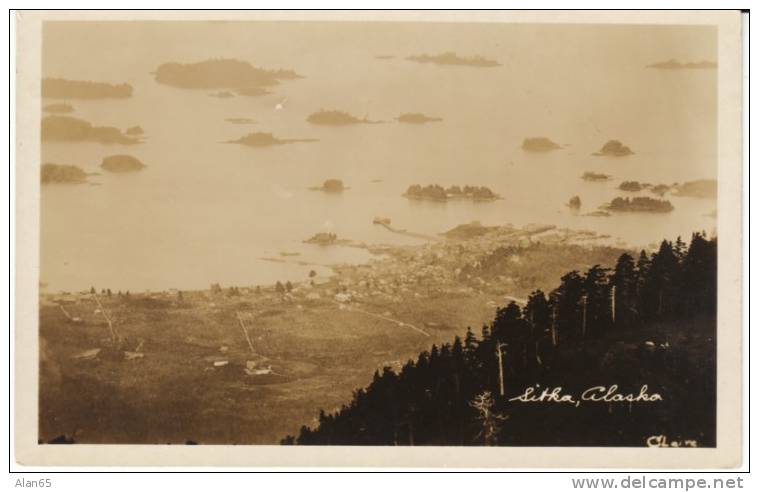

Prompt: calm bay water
[{"left": 40, "top": 22, "right": 717, "bottom": 292}]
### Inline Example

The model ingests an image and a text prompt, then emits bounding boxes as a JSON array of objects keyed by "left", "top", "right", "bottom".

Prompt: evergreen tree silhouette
[
  {"left": 610, "top": 253, "right": 638, "bottom": 328},
  {"left": 583, "top": 265, "right": 612, "bottom": 338},
  {"left": 287, "top": 235, "right": 717, "bottom": 447}
]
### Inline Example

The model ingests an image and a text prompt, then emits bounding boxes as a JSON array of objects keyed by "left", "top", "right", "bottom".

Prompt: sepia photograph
[{"left": 12, "top": 9, "right": 745, "bottom": 469}]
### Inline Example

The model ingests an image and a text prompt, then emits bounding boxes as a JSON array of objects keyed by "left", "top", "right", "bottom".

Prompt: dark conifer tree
[
  {"left": 680, "top": 233, "right": 717, "bottom": 316},
  {"left": 289, "top": 236, "right": 717, "bottom": 447},
  {"left": 636, "top": 250, "right": 655, "bottom": 320},
  {"left": 583, "top": 265, "right": 612, "bottom": 338},
  {"left": 493, "top": 302, "right": 529, "bottom": 372},
  {"left": 647, "top": 240, "right": 680, "bottom": 318},
  {"left": 551, "top": 271, "right": 584, "bottom": 342},
  {"left": 610, "top": 253, "right": 638, "bottom": 328},
  {"left": 524, "top": 289, "right": 551, "bottom": 370}
]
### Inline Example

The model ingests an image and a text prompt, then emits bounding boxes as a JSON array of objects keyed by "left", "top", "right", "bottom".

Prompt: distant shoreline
[{"left": 39, "top": 223, "right": 620, "bottom": 296}]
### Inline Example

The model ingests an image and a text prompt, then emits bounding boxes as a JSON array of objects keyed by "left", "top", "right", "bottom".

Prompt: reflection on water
[{"left": 40, "top": 22, "right": 717, "bottom": 292}]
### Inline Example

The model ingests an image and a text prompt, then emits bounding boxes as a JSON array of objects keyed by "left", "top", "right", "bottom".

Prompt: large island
[{"left": 604, "top": 196, "right": 674, "bottom": 213}]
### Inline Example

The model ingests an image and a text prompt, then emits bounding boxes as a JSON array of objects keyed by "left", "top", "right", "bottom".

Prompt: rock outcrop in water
[
  {"left": 42, "top": 78, "right": 133, "bottom": 99},
  {"left": 646, "top": 59, "right": 717, "bottom": 70},
  {"left": 593, "top": 140, "right": 634, "bottom": 157},
  {"left": 672, "top": 180, "right": 717, "bottom": 199},
  {"left": 228, "top": 132, "right": 316, "bottom": 147},
  {"left": 522, "top": 137, "right": 561, "bottom": 152},
  {"left": 306, "top": 110, "right": 379, "bottom": 126},
  {"left": 100, "top": 155, "right": 145, "bottom": 173},
  {"left": 604, "top": 197, "right": 674, "bottom": 213},
  {"left": 311, "top": 179, "right": 346, "bottom": 192},
  {"left": 396, "top": 113, "right": 443, "bottom": 124},
  {"left": 41, "top": 163, "right": 89, "bottom": 184},
  {"left": 42, "top": 103, "right": 74, "bottom": 114},
  {"left": 650, "top": 184, "right": 672, "bottom": 196},
  {"left": 406, "top": 52, "right": 500, "bottom": 67},
  {"left": 581, "top": 171, "right": 612, "bottom": 182},
  {"left": 154, "top": 59, "right": 301, "bottom": 90},
  {"left": 304, "top": 232, "right": 338, "bottom": 245},
  {"left": 618, "top": 181, "right": 647, "bottom": 192},
  {"left": 41, "top": 116, "right": 140, "bottom": 145},
  {"left": 583, "top": 210, "right": 611, "bottom": 217},
  {"left": 567, "top": 196, "right": 582, "bottom": 209}
]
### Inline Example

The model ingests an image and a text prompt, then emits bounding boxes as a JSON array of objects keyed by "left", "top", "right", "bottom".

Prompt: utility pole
[
  {"left": 581, "top": 295, "right": 588, "bottom": 339},
  {"left": 530, "top": 311, "right": 542, "bottom": 366},
  {"left": 551, "top": 305, "right": 558, "bottom": 347},
  {"left": 611, "top": 285, "right": 616, "bottom": 324},
  {"left": 236, "top": 312, "right": 256, "bottom": 355},
  {"left": 496, "top": 343, "right": 507, "bottom": 397},
  {"left": 92, "top": 293, "right": 118, "bottom": 344}
]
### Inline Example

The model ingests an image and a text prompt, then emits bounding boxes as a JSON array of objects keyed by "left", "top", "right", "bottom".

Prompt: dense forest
[{"left": 283, "top": 233, "right": 717, "bottom": 447}]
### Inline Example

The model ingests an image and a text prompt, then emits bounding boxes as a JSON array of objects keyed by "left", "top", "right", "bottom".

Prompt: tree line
[{"left": 282, "top": 233, "right": 717, "bottom": 446}]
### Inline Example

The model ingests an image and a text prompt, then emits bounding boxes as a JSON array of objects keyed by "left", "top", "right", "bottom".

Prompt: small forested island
[
  {"left": 593, "top": 140, "right": 634, "bottom": 157},
  {"left": 581, "top": 171, "right": 612, "bottom": 182},
  {"left": 125, "top": 126, "right": 144, "bottom": 136},
  {"left": 154, "top": 59, "right": 301, "bottom": 89},
  {"left": 396, "top": 113, "right": 443, "bottom": 124},
  {"left": 618, "top": 181, "right": 647, "bottom": 192},
  {"left": 604, "top": 196, "right": 674, "bottom": 213},
  {"left": 41, "top": 163, "right": 89, "bottom": 184},
  {"left": 406, "top": 52, "right": 500, "bottom": 67},
  {"left": 375, "top": 55, "right": 395, "bottom": 60},
  {"left": 310, "top": 179, "right": 346, "bottom": 192},
  {"left": 41, "top": 116, "right": 140, "bottom": 145},
  {"left": 227, "top": 132, "right": 316, "bottom": 147},
  {"left": 521, "top": 137, "right": 561, "bottom": 152},
  {"left": 306, "top": 110, "right": 378, "bottom": 126},
  {"left": 42, "top": 78, "right": 133, "bottom": 99},
  {"left": 42, "top": 103, "right": 74, "bottom": 114},
  {"left": 100, "top": 155, "right": 145, "bottom": 173},
  {"left": 567, "top": 196, "right": 582, "bottom": 209},
  {"left": 304, "top": 232, "right": 338, "bottom": 245},
  {"left": 672, "top": 179, "right": 717, "bottom": 199},
  {"left": 372, "top": 216, "right": 391, "bottom": 226},
  {"left": 404, "top": 184, "right": 500, "bottom": 202},
  {"left": 646, "top": 59, "right": 717, "bottom": 70}
]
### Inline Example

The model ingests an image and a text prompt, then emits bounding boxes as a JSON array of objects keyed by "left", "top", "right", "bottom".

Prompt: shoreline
[
  {"left": 40, "top": 223, "right": 623, "bottom": 299},
  {"left": 38, "top": 221, "right": 637, "bottom": 444}
]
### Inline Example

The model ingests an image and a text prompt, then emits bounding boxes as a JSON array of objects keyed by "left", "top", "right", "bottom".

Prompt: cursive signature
[
  {"left": 509, "top": 384, "right": 663, "bottom": 407},
  {"left": 646, "top": 435, "right": 698, "bottom": 447}
]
